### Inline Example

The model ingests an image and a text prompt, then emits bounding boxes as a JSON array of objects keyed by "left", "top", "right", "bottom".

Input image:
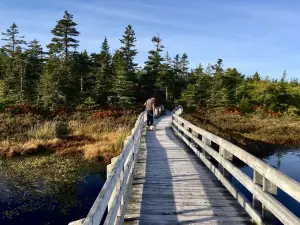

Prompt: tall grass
[
  {"left": 0, "top": 111, "right": 137, "bottom": 162},
  {"left": 184, "top": 107, "right": 300, "bottom": 148}
]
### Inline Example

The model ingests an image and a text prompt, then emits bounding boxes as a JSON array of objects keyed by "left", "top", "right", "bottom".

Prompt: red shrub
[
  {"left": 269, "top": 111, "right": 281, "bottom": 118},
  {"left": 93, "top": 109, "right": 136, "bottom": 119},
  {"left": 224, "top": 108, "right": 241, "bottom": 116},
  {"left": 3, "top": 104, "right": 38, "bottom": 114}
]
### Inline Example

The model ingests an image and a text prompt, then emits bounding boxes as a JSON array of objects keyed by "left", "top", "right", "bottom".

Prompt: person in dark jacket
[{"left": 144, "top": 97, "right": 155, "bottom": 130}]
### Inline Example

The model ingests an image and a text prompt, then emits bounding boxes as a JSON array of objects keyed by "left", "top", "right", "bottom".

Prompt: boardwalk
[{"left": 124, "top": 113, "right": 252, "bottom": 225}]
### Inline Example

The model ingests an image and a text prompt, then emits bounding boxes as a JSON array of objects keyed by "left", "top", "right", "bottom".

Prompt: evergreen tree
[
  {"left": 120, "top": 25, "right": 137, "bottom": 81},
  {"left": 70, "top": 50, "right": 91, "bottom": 99},
  {"left": 47, "top": 11, "right": 79, "bottom": 59},
  {"left": 144, "top": 35, "right": 164, "bottom": 90},
  {"left": 178, "top": 84, "right": 198, "bottom": 109},
  {"left": 281, "top": 70, "right": 287, "bottom": 83},
  {"left": 24, "top": 39, "right": 44, "bottom": 102},
  {"left": 172, "top": 54, "right": 181, "bottom": 76},
  {"left": 208, "top": 60, "right": 244, "bottom": 106},
  {"left": 205, "top": 63, "right": 213, "bottom": 76},
  {"left": 156, "top": 61, "right": 174, "bottom": 102},
  {"left": 165, "top": 51, "right": 172, "bottom": 66},
  {"left": 179, "top": 53, "right": 189, "bottom": 79},
  {"left": 253, "top": 72, "right": 260, "bottom": 82},
  {"left": 0, "top": 23, "right": 27, "bottom": 103},
  {"left": 1, "top": 22, "right": 26, "bottom": 56},
  {"left": 192, "top": 64, "right": 211, "bottom": 105},
  {"left": 38, "top": 57, "right": 65, "bottom": 110},
  {"left": 93, "top": 37, "right": 112, "bottom": 105},
  {"left": 109, "top": 50, "right": 135, "bottom": 108},
  {"left": 212, "top": 59, "right": 224, "bottom": 74}
]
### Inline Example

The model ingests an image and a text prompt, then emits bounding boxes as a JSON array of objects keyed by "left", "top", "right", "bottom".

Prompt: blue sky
[{"left": 1, "top": 0, "right": 300, "bottom": 79}]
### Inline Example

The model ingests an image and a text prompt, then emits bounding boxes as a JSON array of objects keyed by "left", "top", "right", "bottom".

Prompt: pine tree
[
  {"left": 191, "top": 64, "right": 210, "bottom": 105},
  {"left": 24, "top": 39, "right": 44, "bottom": 102},
  {"left": 47, "top": 11, "right": 79, "bottom": 59},
  {"left": 38, "top": 57, "right": 65, "bottom": 110},
  {"left": 253, "top": 72, "right": 260, "bottom": 82},
  {"left": 109, "top": 50, "right": 135, "bottom": 109},
  {"left": 1, "top": 22, "right": 26, "bottom": 57},
  {"left": 120, "top": 25, "right": 137, "bottom": 81},
  {"left": 93, "top": 37, "right": 112, "bottom": 105},
  {"left": 144, "top": 35, "right": 164, "bottom": 90},
  {"left": 178, "top": 84, "right": 198, "bottom": 109},
  {"left": 281, "top": 70, "right": 287, "bottom": 83},
  {"left": 165, "top": 51, "right": 172, "bottom": 66},
  {"left": 76, "top": 50, "right": 90, "bottom": 93},
  {"left": 172, "top": 54, "right": 181, "bottom": 76},
  {"left": 1, "top": 23, "right": 27, "bottom": 103},
  {"left": 70, "top": 50, "right": 91, "bottom": 99},
  {"left": 179, "top": 53, "right": 189, "bottom": 79},
  {"left": 156, "top": 61, "right": 174, "bottom": 102}
]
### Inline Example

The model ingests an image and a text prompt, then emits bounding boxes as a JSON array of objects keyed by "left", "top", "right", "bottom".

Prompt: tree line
[{"left": 1, "top": 10, "right": 300, "bottom": 114}]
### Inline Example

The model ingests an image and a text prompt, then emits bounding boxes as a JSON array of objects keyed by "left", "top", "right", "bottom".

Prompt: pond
[
  {"left": 0, "top": 155, "right": 106, "bottom": 225},
  {"left": 231, "top": 148, "right": 300, "bottom": 224}
]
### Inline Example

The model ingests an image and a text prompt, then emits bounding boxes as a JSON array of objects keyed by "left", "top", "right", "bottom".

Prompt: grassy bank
[
  {"left": 183, "top": 107, "right": 300, "bottom": 154},
  {"left": 0, "top": 110, "right": 137, "bottom": 163}
]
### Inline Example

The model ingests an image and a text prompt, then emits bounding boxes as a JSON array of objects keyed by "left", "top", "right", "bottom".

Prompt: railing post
[
  {"left": 262, "top": 177, "right": 277, "bottom": 223},
  {"left": 252, "top": 171, "right": 263, "bottom": 210},
  {"left": 219, "top": 147, "right": 232, "bottom": 177},
  {"left": 219, "top": 147, "right": 233, "bottom": 161},
  {"left": 107, "top": 156, "right": 119, "bottom": 212},
  {"left": 252, "top": 170, "right": 277, "bottom": 222},
  {"left": 202, "top": 136, "right": 211, "bottom": 158}
]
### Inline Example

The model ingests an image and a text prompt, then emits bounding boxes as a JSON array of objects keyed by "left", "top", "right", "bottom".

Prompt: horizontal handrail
[
  {"left": 69, "top": 106, "right": 164, "bottom": 225},
  {"left": 172, "top": 107, "right": 300, "bottom": 225}
]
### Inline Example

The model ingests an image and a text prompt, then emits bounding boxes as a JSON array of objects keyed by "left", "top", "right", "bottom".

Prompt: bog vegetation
[{"left": 1, "top": 10, "right": 300, "bottom": 158}]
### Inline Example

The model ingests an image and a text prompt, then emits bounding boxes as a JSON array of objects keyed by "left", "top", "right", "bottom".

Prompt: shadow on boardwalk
[{"left": 124, "top": 112, "right": 252, "bottom": 225}]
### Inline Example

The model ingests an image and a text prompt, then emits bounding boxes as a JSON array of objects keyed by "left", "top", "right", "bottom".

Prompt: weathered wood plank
[
  {"left": 123, "top": 113, "right": 251, "bottom": 225},
  {"left": 124, "top": 214, "right": 252, "bottom": 224}
]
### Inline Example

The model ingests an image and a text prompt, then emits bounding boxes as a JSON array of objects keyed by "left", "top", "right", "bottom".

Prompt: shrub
[
  {"left": 284, "top": 106, "right": 300, "bottom": 117},
  {"left": 237, "top": 98, "right": 253, "bottom": 113},
  {"left": 54, "top": 120, "right": 69, "bottom": 137}
]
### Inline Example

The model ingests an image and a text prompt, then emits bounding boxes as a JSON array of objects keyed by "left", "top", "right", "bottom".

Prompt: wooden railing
[
  {"left": 69, "top": 106, "right": 164, "bottom": 225},
  {"left": 172, "top": 106, "right": 300, "bottom": 225}
]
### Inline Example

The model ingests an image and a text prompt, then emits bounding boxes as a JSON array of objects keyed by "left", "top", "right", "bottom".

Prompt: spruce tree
[
  {"left": 253, "top": 72, "right": 260, "bottom": 82},
  {"left": 172, "top": 54, "right": 181, "bottom": 76},
  {"left": 94, "top": 37, "right": 112, "bottom": 105},
  {"left": 120, "top": 25, "right": 137, "bottom": 81},
  {"left": 110, "top": 50, "right": 135, "bottom": 109},
  {"left": 144, "top": 35, "right": 164, "bottom": 90},
  {"left": 24, "top": 39, "right": 44, "bottom": 102},
  {"left": 165, "top": 51, "right": 172, "bottom": 66},
  {"left": 76, "top": 50, "right": 90, "bottom": 93},
  {"left": 191, "top": 64, "right": 211, "bottom": 105},
  {"left": 179, "top": 53, "right": 189, "bottom": 79},
  {"left": 156, "top": 62, "right": 174, "bottom": 102},
  {"left": 1, "top": 22, "right": 26, "bottom": 56},
  {"left": 47, "top": 11, "right": 79, "bottom": 59},
  {"left": 38, "top": 57, "right": 64, "bottom": 110},
  {"left": 1, "top": 23, "right": 27, "bottom": 103}
]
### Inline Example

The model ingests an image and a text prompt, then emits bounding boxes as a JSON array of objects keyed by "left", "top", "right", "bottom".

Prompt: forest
[
  {"left": 1, "top": 10, "right": 300, "bottom": 157},
  {"left": 1, "top": 10, "right": 300, "bottom": 114}
]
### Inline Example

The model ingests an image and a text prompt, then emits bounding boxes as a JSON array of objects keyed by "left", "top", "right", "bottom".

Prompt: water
[
  {"left": 0, "top": 156, "right": 106, "bottom": 225},
  {"left": 231, "top": 148, "right": 300, "bottom": 224},
  {"left": 1, "top": 149, "right": 299, "bottom": 225}
]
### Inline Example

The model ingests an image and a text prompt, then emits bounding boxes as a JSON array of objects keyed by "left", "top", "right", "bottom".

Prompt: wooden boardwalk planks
[{"left": 124, "top": 113, "right": 252, "bottom": 225}]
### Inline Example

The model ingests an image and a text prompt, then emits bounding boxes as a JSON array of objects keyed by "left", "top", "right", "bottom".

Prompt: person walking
[{"left": 144, "top": 97, "right": 156, "bottom": 130}]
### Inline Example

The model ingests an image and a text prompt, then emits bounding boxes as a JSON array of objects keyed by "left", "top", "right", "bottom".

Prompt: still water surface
[
  {"left": 231, "top": 148, "right": 300, "bottom": 224},
  {"left": 0, "top": 156, "right": 106, "bottom": 225},
  {"left": 1, "top": 149, "right": 299, "bottom": 225}
]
